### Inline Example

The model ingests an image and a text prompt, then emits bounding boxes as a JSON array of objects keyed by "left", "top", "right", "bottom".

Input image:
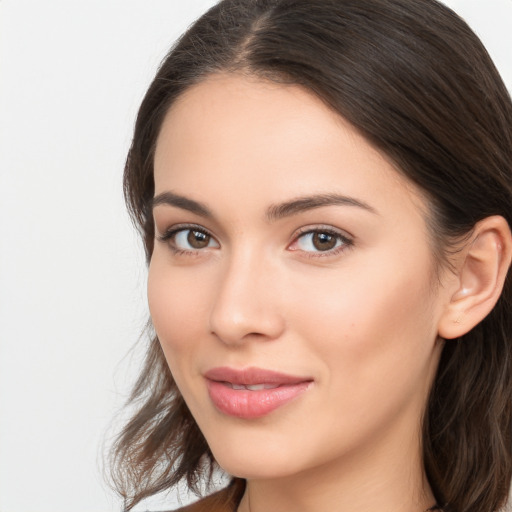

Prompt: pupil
[
  {"left": 188, "top": 230, "right": 209, "bottom": 249},
  {"left": 313, "top": 232, "right": 336, "bottom": 251}
]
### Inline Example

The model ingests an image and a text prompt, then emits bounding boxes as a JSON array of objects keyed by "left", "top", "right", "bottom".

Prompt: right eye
[{"left": 159, "top": 226, "right": 220, "bottom": 253}]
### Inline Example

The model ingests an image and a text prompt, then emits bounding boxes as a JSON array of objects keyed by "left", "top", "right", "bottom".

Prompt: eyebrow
[
  {"left": 152, "top": 191, "right": 212, "bottom": 217},
  {"left": 152, "top": 191, "right": 377, "bottom": 220},
  {"left": 266, "top": 193, "right": 378, "bottom": 221}
]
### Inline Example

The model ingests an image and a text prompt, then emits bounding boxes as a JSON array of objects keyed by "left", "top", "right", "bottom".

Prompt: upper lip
[{"left": 204, "top": 366, "right": 312, "bottom": 386}]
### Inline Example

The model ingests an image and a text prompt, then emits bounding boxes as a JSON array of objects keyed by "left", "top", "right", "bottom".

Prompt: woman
[{"left": 110, "top": 1, "right": 512, "bottom": 511}]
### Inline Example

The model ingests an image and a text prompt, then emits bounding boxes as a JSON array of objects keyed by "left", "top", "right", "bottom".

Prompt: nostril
[
  {"left": 208, "top": 258, "right": 286, "bottom": 344},
  {"left": 209, "top": 307, "right": 285, "bottom": 346}
]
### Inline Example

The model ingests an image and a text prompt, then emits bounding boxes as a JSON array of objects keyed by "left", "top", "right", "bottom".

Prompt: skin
[{"left": 149, "top": 74, "right": 460, "bottom": 512}]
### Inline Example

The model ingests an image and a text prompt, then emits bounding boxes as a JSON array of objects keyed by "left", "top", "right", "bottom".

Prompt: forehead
[{"left": 153, "top": 73, "right": 428, "bottom": 223}]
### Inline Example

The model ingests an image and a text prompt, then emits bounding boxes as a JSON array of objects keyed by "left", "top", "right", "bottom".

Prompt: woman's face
[{"left": 149, "top": 74, "right": 449, "bottom": 480}]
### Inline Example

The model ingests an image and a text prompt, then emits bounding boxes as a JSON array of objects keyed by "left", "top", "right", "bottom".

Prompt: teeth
[
  {"left": 227, "top": 383, "right": 280, "bottom": 391},
  {"left": 246, "top": 384, "right": 279, "bottom": 390}
]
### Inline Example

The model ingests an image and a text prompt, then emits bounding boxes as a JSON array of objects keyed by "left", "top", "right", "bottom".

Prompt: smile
[{"left": 204, "top": 367, "right": 313, "bottom": 419}]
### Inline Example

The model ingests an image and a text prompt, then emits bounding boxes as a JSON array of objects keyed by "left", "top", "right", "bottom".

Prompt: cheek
[
  {"left": 281, "top": 255, "right": 439, "bottom": 455},
  {"left": 147, "top": 255, "right": 209, "bottom": 359},
  {"left": 288, "top": 249, "right": 437, "bottom": 387}
]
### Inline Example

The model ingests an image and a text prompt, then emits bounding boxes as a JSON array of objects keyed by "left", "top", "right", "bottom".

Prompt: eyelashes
[
  {"left": 157, "top": 224, "right": 219, "bottom": 255},
  {"left": 157, "top": 224, "right": 353, "bottom": 258},
  {"left": 288, "top": 226, "right": 352, "bottom": 256}
]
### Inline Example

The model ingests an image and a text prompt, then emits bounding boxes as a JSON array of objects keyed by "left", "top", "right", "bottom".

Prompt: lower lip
[{"left": 206, "top": 380, "right": 312, "bottom": 419}]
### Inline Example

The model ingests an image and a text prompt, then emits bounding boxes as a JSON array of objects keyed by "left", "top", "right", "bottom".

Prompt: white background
[{"left": 0, "top": 1, "right": 511, "bottom": 511}]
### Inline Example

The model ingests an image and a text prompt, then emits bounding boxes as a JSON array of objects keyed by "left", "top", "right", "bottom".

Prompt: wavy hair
[{"left": 110, "top": 1, "right": 512, "bottom": 510}]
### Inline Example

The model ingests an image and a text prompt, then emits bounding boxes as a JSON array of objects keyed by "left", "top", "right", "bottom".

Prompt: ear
[{"left": 438, "top": 216, "right": 512, "bottom": 340}]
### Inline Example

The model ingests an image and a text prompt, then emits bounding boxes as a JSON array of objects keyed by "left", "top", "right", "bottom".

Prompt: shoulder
[{"left": 169, "top": 483, "right": 244, "bottom": 512}]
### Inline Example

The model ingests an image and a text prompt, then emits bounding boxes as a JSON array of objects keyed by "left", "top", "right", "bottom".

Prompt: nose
[{"left": 209, "top": 249, "right": 285, "bottom": 346}]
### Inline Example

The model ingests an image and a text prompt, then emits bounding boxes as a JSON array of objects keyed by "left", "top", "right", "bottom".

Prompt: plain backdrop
[{"left": 0, "top": 1, "right": 511, "bottom": 511}]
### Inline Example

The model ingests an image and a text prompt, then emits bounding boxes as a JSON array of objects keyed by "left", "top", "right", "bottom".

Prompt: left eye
[
  {"left": 291, "top": 230, "right": 349, "bottom": 253},
  {"left": 173, "top": 229, "right": 218, "bottom": 250}
]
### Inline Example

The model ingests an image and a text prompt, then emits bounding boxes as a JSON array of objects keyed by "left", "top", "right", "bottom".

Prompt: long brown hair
[{"left": 111, "top": 1, "right": 512, "bottom": 510}]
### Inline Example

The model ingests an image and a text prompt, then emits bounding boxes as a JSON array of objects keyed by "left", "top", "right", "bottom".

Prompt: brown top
[{"left": 171, "top": 481, "right": 245, "bottom": 512}]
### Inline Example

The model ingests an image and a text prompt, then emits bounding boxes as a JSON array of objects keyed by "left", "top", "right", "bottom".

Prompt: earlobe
[{"left": 438, "top": 216, "right": 512, "bottom": 340}]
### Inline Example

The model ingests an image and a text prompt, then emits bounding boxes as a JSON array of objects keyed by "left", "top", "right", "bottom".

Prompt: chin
[
  {"left": 216, "top": 457, "right": 296, "bottom": 481},
  {"left": 207, "top": 435, "right": 302, "bottom": 481}
]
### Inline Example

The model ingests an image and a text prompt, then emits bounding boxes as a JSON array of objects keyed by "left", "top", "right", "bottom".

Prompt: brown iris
[
  {"left": 312, "top": 232, "right": 337, "bottom": 251},
  {"left": 187, "top": 230, "right": 211, "bottom": 249}
]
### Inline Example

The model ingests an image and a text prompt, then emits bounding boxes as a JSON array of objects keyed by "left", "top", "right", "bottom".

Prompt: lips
[{"left": 204, "top": 367, "right": 313, "bottom": 419}]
